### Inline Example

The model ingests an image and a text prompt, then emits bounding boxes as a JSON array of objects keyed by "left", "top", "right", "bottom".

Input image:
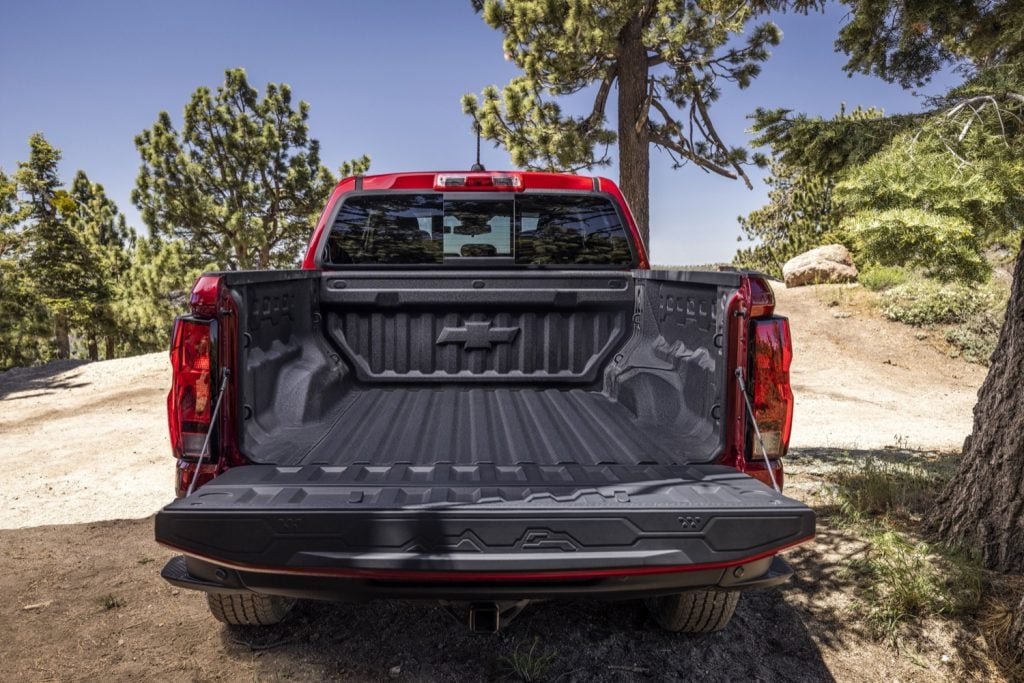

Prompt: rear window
[{"left": 326, "top": 193, "right": 634, "bottom": 266}]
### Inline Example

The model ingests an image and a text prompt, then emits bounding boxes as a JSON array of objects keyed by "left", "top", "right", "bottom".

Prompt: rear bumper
[
  {"left": 154, "top": 463, "right": 814, "bottom": 601},
  {"left": 161, "top": 553, "right": 797, "bottom": 602}
]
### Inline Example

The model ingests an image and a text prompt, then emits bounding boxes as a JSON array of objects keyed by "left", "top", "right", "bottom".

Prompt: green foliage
[
  {"left": 1, "top": 73, "right": 369, "bottom": 368},
  {"left": 734, "top": 106, "right": 888, "bottom": 274},
  {"left": 67, "top": 171, "right": 135, "bottom": 358},
  {"left": 835, "top": 0, "right": 1024, "bottom": 87},
  {"left": 737, "top": 71, "right": 1023, "bottom": 280},
  {"left": 858, "top": 265, "right": 910, "bottom": 292},
  {"left": 133, "top": 68, "right": 367, "bottom": 270},
  {"left": 0, "top": 135, "right": 138, "bottom": 366},
  {"left": 19, "top": 134, "right": 110, "bottom": 360},
  {"left": 945, "top": 313, "right": 1002, "bottom": 365},
  {"left": 116, "top": 236, "right": 211, "bottom": 354},
  {"left": 842, "top": 208, "right": 989, "bottom": 282},
  {"left": 944, "top": 281, "right": 1008, "bottom": 365},
  {"left": 733, "top": 161, "right": 838, "bottom": 277},
  {"left": 747, "top": 104, "right": 903, "bottom": 176},
  {"left": 0, "top": 167, "right": 50, "bottom": 368},
  {"left": 464, "top": 1, "right": 825, "bottom": 244},
  {"left": 338, "top": 154, "right": 372, "bottom": 179},
  {"left": 881, "top": 279, "right": 1001, "bottom": 326}
]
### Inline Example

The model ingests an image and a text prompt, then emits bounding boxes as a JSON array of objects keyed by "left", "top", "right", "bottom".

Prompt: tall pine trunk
[
  {"left": 105, "top": 335, "right": 116, "bottom": 360},
  {"left": 617, "top": 16, "right": 650, "bottom": 251},
  {"left": 54, "top": 311, "right": 70, "bottom": 360},
  {"left": 936, "top": 232, "right": 1024, "bottom": 657}
]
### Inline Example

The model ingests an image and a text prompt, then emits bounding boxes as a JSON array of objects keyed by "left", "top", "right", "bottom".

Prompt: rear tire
[
  {"left": 206, "top": 592, "right": 295, "bottom": 626},
  {"left": 645, "top": 590, "right": 739, "bottom": 633}
]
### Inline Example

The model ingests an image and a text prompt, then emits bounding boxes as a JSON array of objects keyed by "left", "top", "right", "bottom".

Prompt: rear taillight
[
  {"left": 747, "top": 276, "right": 776, "bottom": 317},
  {"left": 750, "top": 317, "right": 794, "bottom": 459},
  {"left": 168, "top": 317, "right": 215, "bottom": 460}
]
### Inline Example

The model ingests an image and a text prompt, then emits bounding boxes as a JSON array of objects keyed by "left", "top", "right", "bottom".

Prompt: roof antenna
[{"left": 470, "top": 120, "right": 485, "bottom": 172}]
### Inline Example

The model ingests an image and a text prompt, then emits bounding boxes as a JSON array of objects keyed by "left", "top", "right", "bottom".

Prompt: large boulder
[{"left": 782, "top": 244, "right": 858, "bottom": 287}]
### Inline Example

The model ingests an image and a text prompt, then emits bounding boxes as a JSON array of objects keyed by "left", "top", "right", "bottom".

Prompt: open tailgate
[{"left": 155, "top": 464, "right": 814, "bottom": 576}]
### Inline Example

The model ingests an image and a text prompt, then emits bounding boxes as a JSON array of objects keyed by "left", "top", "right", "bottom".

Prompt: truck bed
[
  {"left": 286, "top": 386, "right": 686, "bottom": 467},
  {"left": 235, "top": 269, "right": 736, "bottom": 469}
]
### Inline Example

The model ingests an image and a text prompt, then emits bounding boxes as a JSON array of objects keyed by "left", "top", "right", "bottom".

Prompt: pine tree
[
  {"left": 116, "top": 235, "right": 209, "bottom": 354},
  {"left": 462, "top": 0, "right": 823, "bottom": 248},
  {"left": 733, "top": 161, "right": 837, "bottom": 277},
  {"left": 18, "top": 134, "right": 104, "bottom": 360},
  {"left": 0, "top": 167, "right": 49, "bottom": 368},
  {"left": 133, "top": 68, "right": 369, "bottom": 270},
  {"left": 68, "top": 171, "right": 134, "bottom": 359},
  {"left": 732, "top": 105, "right": 894, "bottom": 274}
]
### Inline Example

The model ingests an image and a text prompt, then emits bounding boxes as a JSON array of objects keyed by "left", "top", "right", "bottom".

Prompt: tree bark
[
  {"left": 87, "top": 331, "right": 99, "bottom": 362},
  {"left": 616, "top": 15, "right": 651, "bottom": 252},
  {"left": 105, "top": 335, "right": 116, "bottom": 360},
  {"left": 54, "top": 312, "right": 70, "bottom": 360},
  {"left": 936, "top": 232, "right": 1024, "bottom": 658}
]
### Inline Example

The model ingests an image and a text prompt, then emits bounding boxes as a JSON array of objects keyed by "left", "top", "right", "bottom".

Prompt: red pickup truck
[{"left": 155, "top": 171, "right": 813, "bottom": 633}]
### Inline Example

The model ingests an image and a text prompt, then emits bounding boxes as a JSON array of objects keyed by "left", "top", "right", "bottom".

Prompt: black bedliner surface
[
  {"left": 156, "top": 464, "right": 816, "bottom": 573},
  {"left": 286, "top": 386, "right": 689, "bottom": 467}
]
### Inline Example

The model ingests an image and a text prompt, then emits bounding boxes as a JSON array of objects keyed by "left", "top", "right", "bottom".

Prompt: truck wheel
[
  {"left": 206, "top": 592, "right": 295, "bottom": 626},
  {"left": 644, "top": 590, "right": 739, "bottom": 633}
]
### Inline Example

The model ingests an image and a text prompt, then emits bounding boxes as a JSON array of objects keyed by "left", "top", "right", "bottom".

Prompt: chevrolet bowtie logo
[{"left": 436, "top": 321, "right": 520, "bottom": 350}]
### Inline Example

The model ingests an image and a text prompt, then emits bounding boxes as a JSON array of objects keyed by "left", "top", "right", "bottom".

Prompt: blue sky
[{"left": 0, "top": 1, "right": 959, "bottom": 265}]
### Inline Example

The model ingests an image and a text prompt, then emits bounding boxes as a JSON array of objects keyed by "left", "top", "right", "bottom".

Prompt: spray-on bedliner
[{"left": 291, "top": 386, "right": 688, "bottom": 467}]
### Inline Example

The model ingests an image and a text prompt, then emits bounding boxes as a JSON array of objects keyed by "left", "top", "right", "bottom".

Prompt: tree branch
[
  {"left": 649, "top": 132, "right": 739, "bottom": 179},
  {"left": 588, "top": 65, "right": 617, "bottom": 128},
  {"left": 690, "top": 83, "right": 753, "bottom": 189}
]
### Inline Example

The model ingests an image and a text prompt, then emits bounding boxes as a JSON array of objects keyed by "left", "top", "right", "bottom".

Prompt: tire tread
[
  {"left": 206, "top": 593, "right": 294, "bottom": 626},
  {"left": 645, "top": 590, "right": 739, "bottom": 633}
]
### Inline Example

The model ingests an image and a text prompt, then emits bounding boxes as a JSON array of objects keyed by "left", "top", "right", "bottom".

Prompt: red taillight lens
[
  {"left": 747, "top": 276, "right": 776, "bottom": 317},
  {"left": 750, "top": 317, "right": 794, "bottom": 459},
  {"left": 168, "top": 318, "right": 214, "bottom": 460},
  {"left": 189, "top": 274, "right": 221, "bottom": 317}
]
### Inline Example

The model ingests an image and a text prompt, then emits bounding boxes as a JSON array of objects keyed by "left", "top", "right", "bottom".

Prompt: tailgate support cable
[
  {"left": 186, "top": 368, "right": 230, "bottom": 497},
  {"left": 734, "top": 367, "right": 781, "bottom": 493}
]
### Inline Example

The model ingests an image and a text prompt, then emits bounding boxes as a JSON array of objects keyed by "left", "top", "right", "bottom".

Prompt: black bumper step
[{"left": 155, "top": 464, "right": 814, "bottom": 577}]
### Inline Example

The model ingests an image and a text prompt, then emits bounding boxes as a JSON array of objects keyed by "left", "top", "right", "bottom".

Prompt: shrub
[
  {"left": 841, "top": 208, "right": 990, "bottom": 283},
  {"left": 859, "top": 265, "right": 910, "bottom": 291},
  {"left": 946, "top": 309, "right": 1003, "bottom": 365},
  {"left": 881, "top": 279, "right": 1000, "bottom": 326}
]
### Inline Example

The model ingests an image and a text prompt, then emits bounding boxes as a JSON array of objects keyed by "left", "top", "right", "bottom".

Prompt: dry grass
[
  {"left": 825, "top": 452, "right": 984, "bottom": 647},
  {"left": 978, "top": 590, "right": 1024, "bottom": 680},
  {"left": 499, "top": 637, "right": 558, "bottom": 682},
  {"left": 828, "top": 454, "right": 957, "bottom": 524}
]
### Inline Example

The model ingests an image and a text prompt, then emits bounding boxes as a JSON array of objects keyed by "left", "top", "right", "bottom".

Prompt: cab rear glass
[{"left": 325, "top": 193, "right": 634, "bottom": 267}]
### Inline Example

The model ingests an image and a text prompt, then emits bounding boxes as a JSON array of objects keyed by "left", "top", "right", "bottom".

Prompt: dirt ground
[{"left": 0, "top": 283, "right": 999, "bottom": 681}]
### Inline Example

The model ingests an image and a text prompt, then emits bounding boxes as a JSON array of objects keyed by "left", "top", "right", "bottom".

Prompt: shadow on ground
[
  {"left": 0, "top": 359, "right": 88, "bottom": 400},
  {"left": 0, "top": 517, "right": 838, "bottom": 682},
  {"left": 222, "top": 588, "right": 836, "bottom": 682}
]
